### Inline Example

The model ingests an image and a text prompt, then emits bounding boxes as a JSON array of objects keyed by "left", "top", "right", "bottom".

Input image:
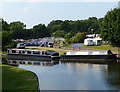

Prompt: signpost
[{"left": 72, "top": 44, "right": 82, "bottom": 50}]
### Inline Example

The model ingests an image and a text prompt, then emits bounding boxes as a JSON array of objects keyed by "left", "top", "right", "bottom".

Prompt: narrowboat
[
  {"left": 60, "top": 50, "right": 117, "bottom": 63},
  {"left": 7, "top": 48, "right": 60, "bottom": 61}
]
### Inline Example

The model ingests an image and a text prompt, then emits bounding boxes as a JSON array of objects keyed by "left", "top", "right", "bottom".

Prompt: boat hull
[
  {"left": 60, "top": 54, "right": 117, "bottom": 63},
  {"left": 7, "top": 54, "right": 53, "bottom": 61}
]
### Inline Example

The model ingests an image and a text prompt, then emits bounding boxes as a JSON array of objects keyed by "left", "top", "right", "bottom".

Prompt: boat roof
[
  {"left": 66, "top": 50, "right": 113, "bottom": 55},
  {"left": 8, "top": 48, "right": 47, "bottom": 51},
  {"left": 67, "top": 50, "right": 111, "bottom": 53}
]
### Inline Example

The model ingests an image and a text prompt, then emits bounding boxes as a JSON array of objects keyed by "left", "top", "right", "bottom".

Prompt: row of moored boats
[{"left": 6, "top": 48, "right": 118, "bottom": 63}]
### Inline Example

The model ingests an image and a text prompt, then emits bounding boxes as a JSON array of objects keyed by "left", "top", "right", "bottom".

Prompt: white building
[{"left": 84, "top": 37, "right": 102, "bottom": 46}]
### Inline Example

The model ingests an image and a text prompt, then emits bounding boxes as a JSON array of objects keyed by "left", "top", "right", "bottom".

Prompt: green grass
[
  {"left": 1, "top": 64, "right": 38, "bottom": 91},
  {"left": 25, "top": 44, "right": 120, "bottom": 55},
  {"left": 0, "top": 51, "right": 6, "bottom": 54},
  {"left": 82, "top": 45, "right": 120, "bottom": 51},
  {"left": 26, "top": 46, "right": 69, "bottom": 54},
  {"left": 66, "top": 43, "right": 120, "bottom": 51}
]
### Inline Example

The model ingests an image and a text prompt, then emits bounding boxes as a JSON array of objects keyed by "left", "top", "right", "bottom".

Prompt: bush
[
  {"left": 2, "top": 41, "right": 18, "bottom": 51},
  {"left": 69, "top": 32, "right": 86, "bottom": 43}
]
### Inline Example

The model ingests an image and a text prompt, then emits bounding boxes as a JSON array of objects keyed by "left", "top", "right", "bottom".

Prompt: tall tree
[
  {"left": 100, "top": 8, "right": 120, "bottom": 46},
  {"left": 9, "top": 21, "right": 26, "bottom": 39},
  {"left": 52, "top": 30, "right": 66, "bottom": 37},
  {"left": 32, "top": 24, "right": 49, "bottom": 38},
  {"left": 0, "top": 18, "right": 9, "bottom": 31}
]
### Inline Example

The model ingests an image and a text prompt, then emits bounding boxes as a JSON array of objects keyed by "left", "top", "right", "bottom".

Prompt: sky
[{"left": 0, "top": 0, "right": 119, "bottom": 28}]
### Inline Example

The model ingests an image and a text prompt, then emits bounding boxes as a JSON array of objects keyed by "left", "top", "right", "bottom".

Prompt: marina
[
  {"left": 6, "top": 48, "right": 119, "bottom": 64},
  {"left": 4, "top": 48, "right": 120, "bottom": 90}
]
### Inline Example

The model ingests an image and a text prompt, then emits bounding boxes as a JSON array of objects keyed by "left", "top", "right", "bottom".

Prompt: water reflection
[
  {"left": 106, "top": 63, "right": 120, "bottom": 90},
  {"left": 8, "top": 60, "right": 59, "bottom": 66},
  {"left": 7, "top": 59, "right": 120, "bottom": 90}
]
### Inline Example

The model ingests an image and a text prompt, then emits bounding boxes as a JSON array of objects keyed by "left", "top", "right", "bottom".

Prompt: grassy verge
[
  {"left": 1, "top": 64, "right": 38, "bottom": 91},
  {"left": 26, "top": 46, "right": 69, "bottom": 55},
  {"left": 82, "top": 45, "right": 120, "bottom": 51},
  {"left": 66, "top": 43, "right": 120, "bottom": 51}
]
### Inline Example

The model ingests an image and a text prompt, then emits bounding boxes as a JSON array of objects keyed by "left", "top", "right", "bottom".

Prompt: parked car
[{"left": 16, "top": 43, "right": 25, "bottom": 49}]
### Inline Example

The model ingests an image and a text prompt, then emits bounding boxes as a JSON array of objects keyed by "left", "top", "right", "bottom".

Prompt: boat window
[
  {"left": 42, "top": 51, "right": 48, "bottom": 55},
  {"left": 48, "top": 50, "right": 56, "bottom": 53},
  {"left": 45, "top": 52, "right": 48, "bottom": 55},
  {"left": 33, "top": 51, "right": 40, "bottom": 54},
  {"left": 20, "top": 62, "right": 22, "bottom": 64},
  {"left": 42, "top": 51, "right": 44, "bottom": 55},
  {"left": 13, "top": 61, "right": 16, "bottom": 63},
  {"left": 19, "top": 51, "right": 22, "bottom": 53},
  {"left": 88, "top": 52, "right": 93, "bottom": 55},
  {"left": 7, "top": 50, "right": 10, "bottom": 53},
  {"left": 22, "top": 51, "right": 25, "bottom": 53},
  {"left": 28, "top": 62, "right": 32, "bottom": 64},
  {"left": 12, "top": 50, "right": 16, "bottom": 53},
  {"left": 27, "top": 51, "right": 31, "bottom": 54}
]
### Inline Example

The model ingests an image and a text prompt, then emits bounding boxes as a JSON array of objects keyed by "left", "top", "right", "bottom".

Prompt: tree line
[{"left": 1, "top": 7, "right": 120, "bottom": 51}]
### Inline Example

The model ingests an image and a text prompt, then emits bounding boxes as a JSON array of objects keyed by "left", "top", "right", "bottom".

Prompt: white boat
[
  {"left": 7, "top": 48, "right": 60, "bottom": 61},
  {"left": 61, "top": 50, "right": 117, "bottom": 63}
]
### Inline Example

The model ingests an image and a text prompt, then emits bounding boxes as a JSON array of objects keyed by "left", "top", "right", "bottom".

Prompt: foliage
[
  {"left": 69, "top": 32, "right": 86, "bottom": 43},
  {"left": 1, "top": 7, "right": 120, "bottom": 47},
  {"left": 64, "top": 32, "right": 73, "bottom": 43},
  {"left": 31, "top": 24, "right": 50, "bottom": 38},
  {"left": 100, "top": 8, "right": 120, "bottom": 47},
  {"left": 9, "top": 21, "right": 26, "bottom": 39},
  {"left": 2, "top": 31, "right": 13, "bottom": 51},
  {"left": 52, "top": 30, "right": 66, "bottom": 37}
]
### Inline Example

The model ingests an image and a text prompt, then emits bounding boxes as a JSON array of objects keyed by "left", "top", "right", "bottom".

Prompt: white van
[
  {"left": 84, "top": 38, "right": 102, "bottom": 46},
  {"left": 16, "top": 43, "right": 25, "bottom": 49}
]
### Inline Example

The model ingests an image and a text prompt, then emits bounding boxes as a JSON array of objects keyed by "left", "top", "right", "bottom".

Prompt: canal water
[{"left": 11, "top": 60, "right": 120, "bottom": 90}]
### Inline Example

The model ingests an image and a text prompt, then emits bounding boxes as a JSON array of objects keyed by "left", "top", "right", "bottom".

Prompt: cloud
[{"left": 1, "top": 0, "right": 119, "bottom": 2}]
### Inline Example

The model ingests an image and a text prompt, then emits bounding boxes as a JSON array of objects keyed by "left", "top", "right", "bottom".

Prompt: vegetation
[
  {"left": 25, "top": 46, "right": 69, "bottom": 55},
  {"left": 1, "top": 6, "right": 120, "bottom": 50},
  {"left": 69, "top": 32, "right": 86, "bottom": 43},
  {"left": 1, "top": 64, "right": 38, "bottom": 91},
  {"left": 100, "top": 8, "right": 120, "bottom": 47}
]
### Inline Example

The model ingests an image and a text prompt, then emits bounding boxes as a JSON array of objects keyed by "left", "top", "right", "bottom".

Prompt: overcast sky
[{"left": 0, "top": 0, "right": 119, "bottom": 28}]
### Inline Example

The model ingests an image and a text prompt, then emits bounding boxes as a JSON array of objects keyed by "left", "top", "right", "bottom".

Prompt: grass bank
[
  {"left": 66, "top": 44, "right": 120, "bottom": 51},
  {"left": 26, "top": 46, "right": 69, "bottom": 55},
  {"left": 26, "top": 44, "right": 120, "bottom": 55},
  {"left": 1, "top": 64, "right": 38, "bottom": 91}
]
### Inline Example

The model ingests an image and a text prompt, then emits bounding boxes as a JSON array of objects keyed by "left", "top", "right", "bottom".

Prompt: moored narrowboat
[
  {"left": 7, "top": 48, "right": 60, "bottom": 61},
  {"left": 60, "top": 50, "right": 117, "bottom": 63}
]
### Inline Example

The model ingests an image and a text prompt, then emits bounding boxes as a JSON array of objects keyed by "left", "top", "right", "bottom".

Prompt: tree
[
  {"left": 32, "top": 24, "right": 50, "bottom": 38},
  {"left": 0, "top": 18, "right": 9, "bottom": 31},
  {"left": 69, "top": 32, "right": 86, "bottom": 43},
  {"left": 47, "top": 20, "right": 63, "bottom": 34},
  {"left": 64, "top": 32, "right": 73, "bottom": 43},
  {"left": 9, "top": 21, "right": 26, "bottom": 39},
  {"left": 52, "top": 30, "right": 66, "bottom": 37},
  {"left": 2, "top": 31, "right": 13, "bottom": 50},
  {"left": 100, "top": 8, "right": 120, "bottom": 46},
  {"left": 74, "top": 32, "right": 86, "bottom": 43}
]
